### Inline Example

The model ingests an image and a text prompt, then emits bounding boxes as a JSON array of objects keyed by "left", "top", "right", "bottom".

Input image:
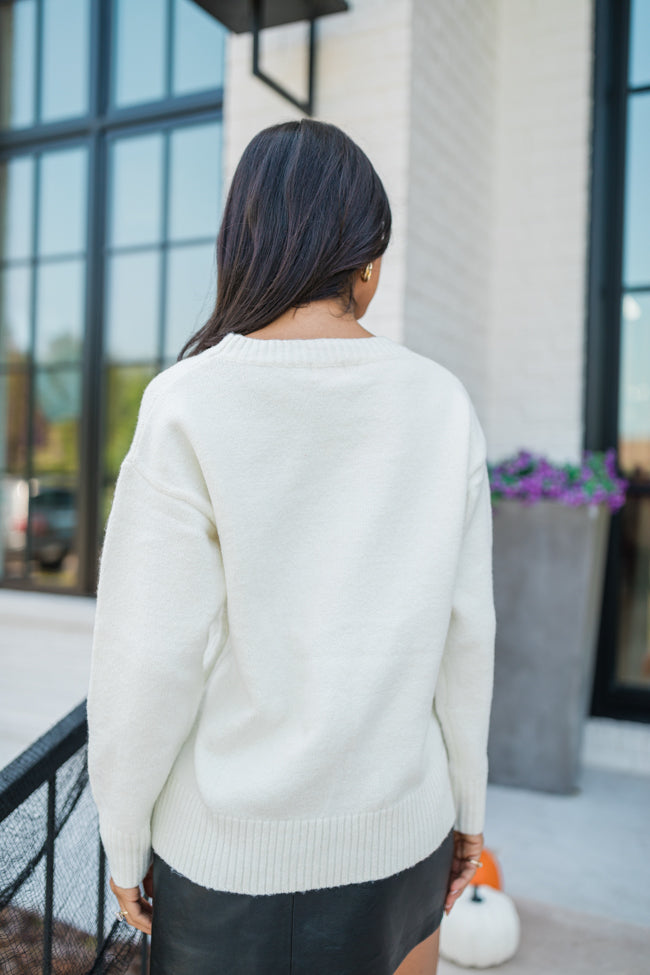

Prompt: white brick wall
[
  {"left": 222, "top": 0, "right": 595, "bottom": 464},
  {"left": 222, "top": 0, "right": 413, "bottom": 344},
  {"left": 488, "top": 0, "right": 594, "bottom": 463},
  {"left": 404, "top": 0, "right": 498, "bottom": 425}
]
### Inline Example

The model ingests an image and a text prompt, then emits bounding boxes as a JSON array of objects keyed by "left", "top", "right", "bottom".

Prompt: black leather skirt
[{"left": 148, "top": 825, "right": 455, "bottom": 975}]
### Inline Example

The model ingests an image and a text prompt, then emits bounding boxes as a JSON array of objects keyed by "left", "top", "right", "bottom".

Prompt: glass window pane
[
  {"left": 623, "top": 94, "right": 650, "bottom": 288},
  {"left": 0, "top": 367, "right": 30, "bottom": 580},
  {"left": 105, "top": 251, "right": 160, "bottom": 362},
  {"left": 28, "top": 473, "right": 79, "bottom": 588},
  {"left": 112, "top": 0, "right": 166, "bottom": 107},
  {"left": 109, "top": 133, "right": 163, "bottom": 247},
  {"left": 29, "top": 367, "right": 80, "bottom": 585},
  {"left": 99, "top": 481, "right": 117, "bottom": 543},
  {"left": 168, "top": 122, "right": 222, "bottom": 241},
  {"left": 0, "top": 0, "right": 36, "bottom": 129},
  {"left": 164, "top": 243, "right": 215, "bottom": 361},
  {"left": 102, "top": 364, "right": 157, "bottom": 482},
  {"left": 615, "top": 494, "right": 650, "bottom": 691},
  {"left": 630, "top": 0, "right": 650, "bottom": 88},
  {"left": 1, "top": 265, "right": 31, "bottom": 364},
  {"left": 26, "top": 478, "right": 79, "bottom": 583},
  {"left": 33, "top": 367, "right": 81, "bottom": 474},
  {"left": 35, "top": 260, "right": 85, "bottom": 364},
  {"left": 173, "top": 0, "right": 226, "bottom": 96},
  {"left": 1, "top": 455, "right": 29, "bottom": 582},
  {"left": 618, "top": 293, "right": 650, "bottom": 477},
  {"left": 0, "top": 367, "right": 29, "bottom": 476},
  {"left": 0, "top": 155, "right": 34, "bottom": 261},
  {"left": 41, "top": 0, "right": 90, "bottom": 122},
  {"left": 39, "top": 147, "right": 88, "bottom": 257}
]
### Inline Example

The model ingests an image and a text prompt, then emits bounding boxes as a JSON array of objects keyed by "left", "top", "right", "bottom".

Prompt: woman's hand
[
  {"left": 110, "top": 862, "right": 154, "bottom": 936},
  {"left": 443, "top": 830, "right": 484, "bottom": 916}
]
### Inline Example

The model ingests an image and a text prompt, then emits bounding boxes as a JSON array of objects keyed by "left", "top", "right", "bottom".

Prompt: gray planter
[{"left": 487, "top": 498, "right": 611, "bottom": 793}]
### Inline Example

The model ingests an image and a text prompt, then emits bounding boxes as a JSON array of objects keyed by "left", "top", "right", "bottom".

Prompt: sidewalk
[
  {"left": 2, "top": 589, "right": 649, "bottom": 973},
  {"left": 438, "top": 764, "right": 650, "bottom": 974}
]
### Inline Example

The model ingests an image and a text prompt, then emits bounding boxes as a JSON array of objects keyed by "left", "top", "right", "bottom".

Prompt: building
[{"left": 0, "top": 0, "right": 648, "bottom": 745}]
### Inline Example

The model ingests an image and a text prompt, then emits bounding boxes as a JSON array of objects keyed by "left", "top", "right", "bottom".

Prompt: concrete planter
[{"left": 487, "top": 499, "right": 611, "bottom": 793}]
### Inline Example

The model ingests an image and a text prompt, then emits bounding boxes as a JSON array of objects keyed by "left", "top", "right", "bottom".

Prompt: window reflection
[
  {"left": 619, "top": 294, "right": 650, "bottom": 479},
  {"left": 2, "top": 474, "right": 30, "bottom": 579},
  {"left": 0, "top": 365, "right": 29, "bottom": 579},
  {"left": 28, "top": 482, "right": 78, "bottom": 574},
  {"left": 1, "top": 364, "right": 80, "bottom": 583},
  {"left": 629, "top": 0, "right": 650, "bottom": 88},
  {"left": 109, "top": 133, "right": 163, "bottom": 247},
  {"left": 112, "top": 0, "right": 166, "bottom": 107},
  {"left": 106, "top": 252, "right": 161, "bottom": 362},
  {"left": 103, "top": 364, "right": 157, "bottom": 482},
  {"left": 30, "top": 366, "right": 80, "bottom": 580},
  {"left": 0, "top": 368, "right": 29, "bottom": 475},
  {"left": 39, "top": 147, "right": 88, "bottom": 257},
  {"left": 33, "top": 367, "right": 81, "bottom": 474},
  {"left": 1, "top": 266, "right": 31, "bottom": 365},
  {"left": 35, "top": 261, "right": 85, "bottom": 364},
  {"left": 111, "top": 0, "right": 226, "bottom": 108},
  {"left": 2, "top": 474, "right": 78, "bottom": 580},
  {"left": 173, "top": 0, "right": 226, "bottom": 96},
  {"left": 0, "top": 0, "right": 224, "bottom": 593},
  {"left": 616, "top": 494, "right": 650, "bottom": 690},
  {"left": 623, "top": 93, "right": 650, "bottom": 289},
  {"left": 41, "top": 0, "right": 89, "bottom": 122},
  {"left": 0, "top": 155, "right": 34, "bottom": 261},
  {"left": 165, "top": 244, "right": 216, "bottom": 361},
  {"left": 169, "top": 123, "right": 222, "bottom": 241},
  {"left": 0, "top": 0, "right": 37, "bottom": 130}
]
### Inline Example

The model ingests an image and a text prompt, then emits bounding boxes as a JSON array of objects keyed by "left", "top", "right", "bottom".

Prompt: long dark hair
[{"left": 177, "top": 119, "right": 392, "bottom": 360}]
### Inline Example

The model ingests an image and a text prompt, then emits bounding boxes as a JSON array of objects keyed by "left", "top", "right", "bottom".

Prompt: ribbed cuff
[
  {"left": 450, "top": 776, "right": 487, "bottom": 834},
  {"left": 99, "top": 819, "right": 153, "bottom": 889}
]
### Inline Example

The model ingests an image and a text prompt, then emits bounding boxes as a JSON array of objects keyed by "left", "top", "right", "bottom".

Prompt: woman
[{"left": 87, "top": 119, "right": 496, "bottom": 975}]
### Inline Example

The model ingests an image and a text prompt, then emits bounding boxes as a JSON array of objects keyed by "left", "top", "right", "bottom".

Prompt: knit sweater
[{"left": 86, "top": 330, "right": 496, "bottom": 896}]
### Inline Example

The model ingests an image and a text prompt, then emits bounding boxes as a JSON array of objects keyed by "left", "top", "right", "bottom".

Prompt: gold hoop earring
[{"left": 361, "top": 262, "right": 373, "bottom": 283}]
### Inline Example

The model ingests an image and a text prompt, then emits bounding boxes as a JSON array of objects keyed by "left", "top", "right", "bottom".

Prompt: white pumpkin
[{"left": 439, "top": 883, "right": 520, "bottom": 968}]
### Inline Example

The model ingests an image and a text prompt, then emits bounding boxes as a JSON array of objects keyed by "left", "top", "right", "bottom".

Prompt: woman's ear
[{"left": 352, "top": 256, "right": 382, "bottom": 319}]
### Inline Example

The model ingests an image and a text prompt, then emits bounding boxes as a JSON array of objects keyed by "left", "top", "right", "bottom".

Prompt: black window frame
[
  {"left": 587, "top": 0, "right": 650, "bottom": 723},
  {"left": 0, "top": 0, "right": 225, "bottom": 597}
]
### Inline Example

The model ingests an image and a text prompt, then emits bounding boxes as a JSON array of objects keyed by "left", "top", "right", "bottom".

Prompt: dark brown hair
[{"left": 177, "top": 119, "right": 391, "bottom": 359}]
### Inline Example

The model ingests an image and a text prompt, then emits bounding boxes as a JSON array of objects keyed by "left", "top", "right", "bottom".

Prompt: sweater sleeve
[
  {"left": 433, "top": 447, "right": 497, "bottom": 835},
  {"left": 86, "top": 454, "right": 227, "bottom": 888}
]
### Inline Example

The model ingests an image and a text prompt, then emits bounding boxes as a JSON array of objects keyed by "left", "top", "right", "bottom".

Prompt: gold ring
[{"left": 116, "top": 909, "right": 129, "bottom": 921}]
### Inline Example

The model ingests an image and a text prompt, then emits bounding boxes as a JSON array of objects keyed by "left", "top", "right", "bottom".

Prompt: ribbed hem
[
  {"left": 450, "top": 776, "right": 487, "bottom": 834},
  {"left": 210, "top": 331, "right": 403, "bottom": 367},
  {"left": 98, "top": 819, "right": 153, "bottom": 889},
  {"left": 150, "top": 759, "right": 457, "bottom": 895}
]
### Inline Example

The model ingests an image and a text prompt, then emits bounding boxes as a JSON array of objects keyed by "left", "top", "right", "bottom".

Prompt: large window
[
  {"left": 0, "top": 0, "right": 226, "bottom": 592},
  {"left": 588, "top": 0, "right": 650, "bottom": 721}
]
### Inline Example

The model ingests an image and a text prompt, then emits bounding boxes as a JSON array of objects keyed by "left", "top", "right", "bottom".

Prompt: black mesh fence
[{"left": 0, "top": 705, "right": 149, "bottom": 974}]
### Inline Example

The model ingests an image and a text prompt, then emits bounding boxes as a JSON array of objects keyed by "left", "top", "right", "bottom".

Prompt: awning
[{"left": 190, "top": 0, "right": 350, "bottom": 114}]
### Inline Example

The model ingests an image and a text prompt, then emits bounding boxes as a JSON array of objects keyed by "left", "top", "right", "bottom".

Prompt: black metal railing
[{"left": 0, "top": 701, "right": 148, "bottom": 975}]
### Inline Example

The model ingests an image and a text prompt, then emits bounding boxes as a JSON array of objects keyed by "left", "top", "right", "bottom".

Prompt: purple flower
[{"left": 487, "top": 448, "right": 629, "bottom": 511}]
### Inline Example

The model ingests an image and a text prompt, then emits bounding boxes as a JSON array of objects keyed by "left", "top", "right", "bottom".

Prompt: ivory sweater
[{"left": 86, "top": 330, "right": 496, "bottom": 896}]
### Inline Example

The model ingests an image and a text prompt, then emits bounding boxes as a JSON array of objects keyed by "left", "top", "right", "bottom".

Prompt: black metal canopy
[
  {"left": 191, "top": 0, "right": 350, "bottom": 114},
  {"left": 192, "top": 1, "right": 349, "bottom": 33}
]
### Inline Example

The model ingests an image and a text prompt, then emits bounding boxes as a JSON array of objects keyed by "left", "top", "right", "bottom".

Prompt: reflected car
[{"left": 2, "top": 476, "right": 77, "bottom": 571}]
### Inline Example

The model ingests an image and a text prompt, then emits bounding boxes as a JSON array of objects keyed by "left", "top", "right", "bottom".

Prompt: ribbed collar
[{"left": 210, "top": 330, "right": 404, "bottom": 366}]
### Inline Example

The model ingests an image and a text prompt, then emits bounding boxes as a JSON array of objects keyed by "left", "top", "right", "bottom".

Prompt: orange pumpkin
[{"left": 471, "top": 848, "right": 502, "bottom": 889}]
